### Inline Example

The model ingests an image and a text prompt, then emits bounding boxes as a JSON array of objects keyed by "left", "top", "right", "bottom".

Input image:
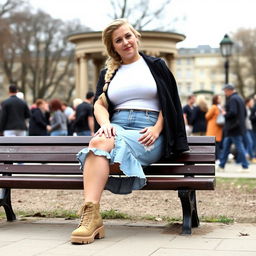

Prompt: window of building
[
  {"left": 177, "top": 59, "right": 181, "bottom": 65},
  {"left": 186, "top": 82, "right": 192, "bottom": 93},
  {"left": 186, "top": 69, "right": 192, "bottom": 78},
  {"left": 177, "top": 69, "right": 182, "bottom": 78},
  {"left": 200, "top": 82, "right": 205, "bottom": 90}
]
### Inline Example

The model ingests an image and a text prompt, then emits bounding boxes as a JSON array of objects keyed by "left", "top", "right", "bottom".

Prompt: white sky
[{"left": 28, "top": 0, "right": 256, "bottom": 48}]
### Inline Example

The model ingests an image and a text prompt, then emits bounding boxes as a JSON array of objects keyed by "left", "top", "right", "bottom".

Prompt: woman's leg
[
  {"left": 83, "top": 136, "right": 115, "bottom": 203},
  {"left": 71, "top": 135, "right": 115, "bottom": 244}
]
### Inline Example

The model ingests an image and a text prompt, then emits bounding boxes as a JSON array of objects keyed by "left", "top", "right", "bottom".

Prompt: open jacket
[{"left": 95, "top": 52, "right": 189, "bottom": 158}]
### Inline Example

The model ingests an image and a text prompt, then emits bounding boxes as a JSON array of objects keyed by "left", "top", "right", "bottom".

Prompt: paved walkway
[
  {"left": 0, "top": 162, "right": 255, "bottom": 256},
  {"left": 216, "top": 161, "right": 256, "bottom": 178},
  {"left": 0, "top": 218, "right": 256, "bottom": 256}
]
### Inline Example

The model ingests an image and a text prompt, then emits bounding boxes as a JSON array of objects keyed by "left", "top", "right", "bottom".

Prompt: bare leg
[{"left": 83, "top": 136, "right": 115, "bottom": 203}]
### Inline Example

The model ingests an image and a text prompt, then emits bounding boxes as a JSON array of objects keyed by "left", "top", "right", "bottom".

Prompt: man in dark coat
[
  {"left": 0, "top": 84, "right": 30, "bottom": 136},
  {"left": 73, "top": 91, "right": 95, "bottom": 136},
  {"left": 218, "top": 84, "right": 249, "bottom": 170}
]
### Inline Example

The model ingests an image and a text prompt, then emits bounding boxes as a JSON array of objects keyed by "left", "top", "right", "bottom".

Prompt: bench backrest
[{"left": 0, "top": 136, "right": 215, "bottom": 177}]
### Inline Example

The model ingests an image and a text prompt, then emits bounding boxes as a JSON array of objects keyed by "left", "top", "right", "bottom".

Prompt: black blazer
[
  {"left": 29, "top": 108, "right": 49, "bottom": 136},
  {"left": 0, "top": 95, "right": 30, "bottom": 131},
  {"left": 224, "top": 92, "right": 246, "bottom": 136},
  {"left": 95, "top": 52, "right": 189, "bottom": 158}
]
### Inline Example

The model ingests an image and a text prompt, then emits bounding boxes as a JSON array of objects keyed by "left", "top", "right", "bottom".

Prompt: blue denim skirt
[{"left": 77, "top": 109, "right": 164, "bottom": 194}]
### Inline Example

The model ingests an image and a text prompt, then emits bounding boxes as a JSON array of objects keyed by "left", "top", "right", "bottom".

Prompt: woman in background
[
  {"left": 48, "top": 99, "right": 68, "bottom": 136},
  {"left": 206, "top": 95, "right": 224, "bottom": 161},
  {"left": 191, "top": 95, "right": 208, "bottom": 136}
]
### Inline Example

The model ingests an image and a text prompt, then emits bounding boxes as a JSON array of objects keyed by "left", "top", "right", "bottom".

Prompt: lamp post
[{"left": 220, "top": 34, "right": 234, "bottom": 84}]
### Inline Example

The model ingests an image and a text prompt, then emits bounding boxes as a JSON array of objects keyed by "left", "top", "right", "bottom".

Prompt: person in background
[
  {"left": 205, "top": 95, "right": 224, "bottom": 161},
  {"left": 191, "top": 95, "right": 208, "bottom": 136},
  {"left": 183, "top": 94, "right": 196, "bottom": 136},
  {"left": 70, "top": 19, "right": 188, "bottom": 244},
  {"left": 250, "top": 95, "right": 256, "bottom": 159},
  {"left": 48, "top": 99, "right": 68, "bottom": 136},
  {"left": 61, "top": 102, "right": 75, "bottom": 136},
  {"left": 244, "top": 97, "right": 256, "bottom": 163},
  {"left": 0, "top": 84, "right": 30, "bottom": 136},
  {"left": 218, "top": 84, "right": 249, "bottom": 171},
  {"left": 73, "top": 91, "right": 95, "bottom": 136},
  {"left": 29, "top": 99, "right": 50, "bottom": 136}
]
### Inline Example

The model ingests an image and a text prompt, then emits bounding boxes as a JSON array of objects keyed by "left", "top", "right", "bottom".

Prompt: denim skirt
[{"left": 77, "top": 109, "right": 164, "bottom": 194}]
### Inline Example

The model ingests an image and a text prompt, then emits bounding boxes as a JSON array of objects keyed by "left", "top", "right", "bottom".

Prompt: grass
[
  {"left": 101, "top": 209, "right": 130, "bottom": 219},
  {"left": 201, "top": 215, "right": 234, "bottom": 224},
  {"left": 0, "top": 209, "right": 235, "bottom": 224},
  {"left": 217, "top": 177, "right": 256, "bottom": 192}
]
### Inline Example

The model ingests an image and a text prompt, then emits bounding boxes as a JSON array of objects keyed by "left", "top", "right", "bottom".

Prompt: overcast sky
[{"left": 28, "top": 0, "right": 256, "bottom": 48}]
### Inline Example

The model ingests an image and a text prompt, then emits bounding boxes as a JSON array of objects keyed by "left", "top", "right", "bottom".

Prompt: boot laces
[{"left": 77, "top": 204, "right": 93, "bottom": 228}]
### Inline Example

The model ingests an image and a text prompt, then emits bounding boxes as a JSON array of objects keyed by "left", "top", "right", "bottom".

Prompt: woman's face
[{"left": 112, "top": 24, "right": 140, "bottom": 64}]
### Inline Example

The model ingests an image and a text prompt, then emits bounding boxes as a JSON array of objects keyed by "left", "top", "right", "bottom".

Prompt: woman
[
  {"left": 191, "top": 95, "right": 208, "bottom": 136},
  {"left": 29, "top": 99, "right": 50, "bottom": 136},
  {"left": 71, "top": 19, "right": 188, "bottom": 244},
  {"left": 205, "top": 95, "right": 224, "bottom": 161},
  {"left": 48, "top": 99, "right": 68, "bottom": 136}
]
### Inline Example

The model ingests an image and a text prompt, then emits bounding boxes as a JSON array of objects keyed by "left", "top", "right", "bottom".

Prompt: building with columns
[{"left": 68, "top": 31, "right": 185, "bottom": 98}]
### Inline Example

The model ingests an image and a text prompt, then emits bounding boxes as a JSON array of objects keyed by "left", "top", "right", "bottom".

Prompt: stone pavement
[
  {"left": 0, "top": 218, "right": 256, "bottom": 256},
  {"left": 0, "top": 162, "right": 255, "bottom": 256},
  {"left": 216, "top": 161, "right": 256, "bottom": 178}
]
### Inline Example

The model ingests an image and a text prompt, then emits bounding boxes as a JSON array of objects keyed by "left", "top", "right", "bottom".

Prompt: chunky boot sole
[{"left": 71, "top": 226, "right": 105, "bottom": 244}]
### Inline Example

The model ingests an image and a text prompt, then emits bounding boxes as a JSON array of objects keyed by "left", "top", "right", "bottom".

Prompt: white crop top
[{"left": 108, "top": 57, "right": 160, "bottom": 112}]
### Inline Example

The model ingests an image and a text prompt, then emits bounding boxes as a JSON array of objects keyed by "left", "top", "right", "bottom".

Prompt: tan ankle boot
[{"left": 71, "top": 202, "right": 105, "bottom": 244}]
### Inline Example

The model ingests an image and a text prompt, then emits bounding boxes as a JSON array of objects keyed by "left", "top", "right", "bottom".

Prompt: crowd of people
[
  {"left": 183, "top": 84, "right": 256, "bottom": 171},
  {"left": 0, "top": 84, "right": 95, "bottom": 137}
]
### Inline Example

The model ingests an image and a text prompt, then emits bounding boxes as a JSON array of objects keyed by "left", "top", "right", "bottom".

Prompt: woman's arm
[{"left": 94, "top": 98, "right": 116, "bottom": 138}]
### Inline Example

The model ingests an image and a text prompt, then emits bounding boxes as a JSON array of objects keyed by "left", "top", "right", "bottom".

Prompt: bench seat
[{"left": 0, "top": 135, "right": 215, "bottom": 234}]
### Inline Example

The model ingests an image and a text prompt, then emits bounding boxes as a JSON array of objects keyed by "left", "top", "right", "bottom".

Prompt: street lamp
[{"left": 220, "top": 34, "right": 234, "bottom": 84}]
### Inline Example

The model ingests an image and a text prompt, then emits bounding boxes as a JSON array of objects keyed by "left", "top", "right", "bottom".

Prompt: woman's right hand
[{"left": 95, "top": 123, "right": 116, "bottom": 138}]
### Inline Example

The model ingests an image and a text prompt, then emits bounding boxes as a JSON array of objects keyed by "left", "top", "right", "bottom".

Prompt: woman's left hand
[{"left": 138, "top": 126, "right": 160, "bottom": 146}]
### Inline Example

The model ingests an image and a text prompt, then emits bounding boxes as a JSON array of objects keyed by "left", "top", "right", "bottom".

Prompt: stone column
[
  {"left": 166, "top": 54, "right": 176, "bottom": 73},
  {"left": 75, "top": 55, "right": 80, "bottom": 98},
  {"left": 79, "top": 54, "right": 88, "bottom": 99}
]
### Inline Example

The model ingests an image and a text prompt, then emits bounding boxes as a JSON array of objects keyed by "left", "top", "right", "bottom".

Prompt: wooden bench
[{"left": 0, "top": 136, "right": 215, "bottom": 234}]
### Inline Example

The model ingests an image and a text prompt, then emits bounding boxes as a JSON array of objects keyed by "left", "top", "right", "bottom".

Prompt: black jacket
[
  {"left": 191, "top": 106, "right": 207, "bottom": 133},
  {"left": 0, "top": 95, "right": 30, "bottom": 132},
  {"left": 73, "top": 102, "right": 93, "bottom": 132},
  {"left": 224, "top": 92, "right": 246, "bottom": 136},
  {"left": 250, "top": 104, "right": 256, "bottom": 131},
  {"left": 95, "top": 52, "right": 189, "bottom": 157},
  {"left": 29, "top": 108, "right": 49, "bottom": 136}
]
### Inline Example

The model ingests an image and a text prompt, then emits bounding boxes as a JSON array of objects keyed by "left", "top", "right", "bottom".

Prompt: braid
[{"left": 104, "top": 57, "right": 121, "bottom": 83}]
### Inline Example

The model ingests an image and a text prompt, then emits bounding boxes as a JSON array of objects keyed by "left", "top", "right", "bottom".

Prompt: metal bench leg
[
  {"left": 0, "top": 188, "right": 16, "bottom": 221},
  {"left": 178, "top": 190, "right": 199, "bottom": 235}
]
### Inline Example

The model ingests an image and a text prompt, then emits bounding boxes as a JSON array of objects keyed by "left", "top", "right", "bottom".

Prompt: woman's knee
[{"left": 89, "top": 136, "right": 114, "bottom": 151}]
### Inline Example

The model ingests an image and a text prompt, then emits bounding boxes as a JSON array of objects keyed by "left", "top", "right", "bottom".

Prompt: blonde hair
[
  {"left": 196, "top": 95, "right": 208, "bottom": 112},
  {"left": 102, "top": 19, "right": 141, "bottom": 83}
]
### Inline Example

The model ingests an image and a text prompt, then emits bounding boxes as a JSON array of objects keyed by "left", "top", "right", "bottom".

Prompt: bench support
[
  {"left": 178, "top": 190, "right": 199, "bottom": 235},
  {"left": 0, "top": 187, "right": 16, "bottom": 221}
]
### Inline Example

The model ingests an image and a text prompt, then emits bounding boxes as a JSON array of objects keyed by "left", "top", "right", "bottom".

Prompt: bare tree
[
  {"left": 0, "top": 0, "right": 21, "bottom": 17},
  {"left": 109, "top": 0, "right": 172, "bottom": 30},
  {"left": 0, "top": 8, "right": 88, "bottom": 103},
  {"left": 232, "top": 28, "right": 256, "bottom": 96}
]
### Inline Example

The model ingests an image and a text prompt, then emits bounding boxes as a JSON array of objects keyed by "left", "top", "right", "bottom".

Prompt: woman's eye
[
  {"left": 116, "top": 39, "right": 122, "bottom": 43},
  {"left": 126, "top": 34, "right": 132, "bottom": 39}
]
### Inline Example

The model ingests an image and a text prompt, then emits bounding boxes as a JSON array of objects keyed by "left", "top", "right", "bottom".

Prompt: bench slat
[
  {"left": 0, "top": 145, "right": 215, "bottom": 154},
  {"left": 0, "top": 136, "right": 215, "bottom": 145},
  {"left": 0, "top": 164, "right": 215, "bottom": 175},
  {"left": 0, "top": 176, "right": 215, "bottom": 190},
  {"left": 0, "top": 153, "right": 215, "bottom": 163}
]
